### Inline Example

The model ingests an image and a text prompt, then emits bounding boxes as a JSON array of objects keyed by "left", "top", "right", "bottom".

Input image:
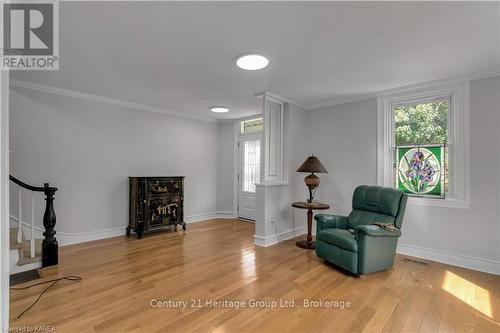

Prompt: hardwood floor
[{"left": 9, "top": 219, "right": 500, "bottom": 332}]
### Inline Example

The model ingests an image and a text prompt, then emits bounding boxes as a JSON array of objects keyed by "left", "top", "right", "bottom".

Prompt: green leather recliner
[{"left": 315, "top": 185, "right": 407, "bottom": 274}]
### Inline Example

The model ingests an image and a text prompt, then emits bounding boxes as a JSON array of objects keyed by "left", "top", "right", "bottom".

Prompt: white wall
[
  {"left": 306, "top": 98, "right": 378, "bottom": 213},
  {"left": 216, "top": 122, "right": 235, "bottom": 215},
  {"left": 9, "top": 86, "right": 219, "bottom": 244},
  {"left": 306, "top": 76, "right": 500, "bottom": 274}
]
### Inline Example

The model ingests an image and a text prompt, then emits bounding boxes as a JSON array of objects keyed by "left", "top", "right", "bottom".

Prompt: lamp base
[
  {"left": 305, "top": 174, "right": 320, "bottom": 204},
  {"left": 296, "top": 240, "right": 316, "bottom": 249}
]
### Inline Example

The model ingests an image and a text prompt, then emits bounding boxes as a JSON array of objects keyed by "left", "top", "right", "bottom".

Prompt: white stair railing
[
  {"left": 30, "top": 191, "right": 35, "bottom": 258},
  {"left": 17, "top": 187, "right": 22, "bottom": 244},
  {"left": 16, "top": 185, "right": 36, "bottom": 258}
]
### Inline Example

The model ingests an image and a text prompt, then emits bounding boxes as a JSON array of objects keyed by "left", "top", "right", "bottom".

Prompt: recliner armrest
[
  {"left": 314, "top": 214, "right": 348, "bottom": 232},
  {"left": 354, "top": 225, "right": 401, "bottom": 237}
]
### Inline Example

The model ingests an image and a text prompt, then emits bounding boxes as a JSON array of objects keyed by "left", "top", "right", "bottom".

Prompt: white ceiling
[{"left": 12, "top": 1, "right": 500, "bottom": 120}]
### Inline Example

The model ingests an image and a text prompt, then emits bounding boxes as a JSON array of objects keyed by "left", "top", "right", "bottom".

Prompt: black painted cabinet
[{"left": 128, "top": 177, "right": 185, "bottom": 239}]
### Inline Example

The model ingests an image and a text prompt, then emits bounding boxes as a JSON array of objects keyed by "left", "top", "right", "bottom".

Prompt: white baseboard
[
  {"left": 397, "top": 243, "right": 500, "bottom": 276},
  {"left": 10, "top": 211, "right": 237, "bottom": 247},
  {"left": 184, "top": 212, "right": 217, "bottom": 224},
  {"left": 184, "top": 211, "right": 236, "bottom": 223},
  {"left": 216, "top": 211, "right": 236, "bottom": 219},
  {"left": 254, "top": 226, "right": 306, "bottom": 247}
]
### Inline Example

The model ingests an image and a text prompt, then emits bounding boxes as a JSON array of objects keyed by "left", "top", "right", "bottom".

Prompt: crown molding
[
  {"left": 305, "top": 67, "right": 500, "bottom": 110},
  {"left": 255, "top": 91, "right": 304, "bottom": 108},
  {"left": 9, "top": 79, "right": 218, "bottom": 123}
]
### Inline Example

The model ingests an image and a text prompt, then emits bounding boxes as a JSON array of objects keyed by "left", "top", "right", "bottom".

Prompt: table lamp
[{"left": 297, "top": 155, "right": 328, "bottom": 204}]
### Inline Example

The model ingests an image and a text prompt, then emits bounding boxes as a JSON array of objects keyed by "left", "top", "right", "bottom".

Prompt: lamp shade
[{"left": 297, "top": 155, "right": 328, "bottom": 173}]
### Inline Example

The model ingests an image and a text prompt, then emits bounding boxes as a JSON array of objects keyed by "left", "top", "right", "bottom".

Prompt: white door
[{"left": 238, "top": 133, "right": 262, "bottom": 221}]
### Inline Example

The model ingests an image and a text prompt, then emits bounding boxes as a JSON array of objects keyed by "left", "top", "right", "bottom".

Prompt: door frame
[{"left": 233, "top": 115, "right": 263, "bottom": 221}]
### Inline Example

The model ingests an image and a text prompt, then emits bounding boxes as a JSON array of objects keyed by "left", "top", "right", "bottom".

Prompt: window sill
[{"left": 407, "top": 197, "right": 470, "bottom": 209}]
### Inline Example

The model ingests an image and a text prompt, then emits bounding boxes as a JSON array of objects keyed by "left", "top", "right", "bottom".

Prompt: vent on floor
[
  {"left": 403, "top": 258, "right": 429, "bottom": 266},
  {"left": 10, "top": 269, "right": 42, "bottom": 286}
]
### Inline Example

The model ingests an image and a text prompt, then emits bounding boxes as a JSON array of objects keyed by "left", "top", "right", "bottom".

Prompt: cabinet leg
[
  {"left": 136, "top": 232, "right": 143, "bottom": 239},
  {"left": 126, "top": 226, "right": 132, "bottom": 236},
  {"left": 182, "top": 223, "right": 187, "bottom": 231}
]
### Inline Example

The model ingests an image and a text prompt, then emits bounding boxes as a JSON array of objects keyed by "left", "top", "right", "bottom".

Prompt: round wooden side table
[{"left": 292, "top": 202, "right": 330, "bottom": 249}]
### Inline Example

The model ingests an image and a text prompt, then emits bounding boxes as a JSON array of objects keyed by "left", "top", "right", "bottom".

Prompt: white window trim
[{"left": 377, "top": 80, "right": 470, "bottom": 209}]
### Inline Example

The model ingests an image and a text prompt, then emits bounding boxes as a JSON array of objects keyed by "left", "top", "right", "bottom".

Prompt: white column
[
  {"left": 255, "top": 93, "right": 290, "bottom": 247},
  {"left": 263, "top": 96, "right": 284, "bottom": 183}
]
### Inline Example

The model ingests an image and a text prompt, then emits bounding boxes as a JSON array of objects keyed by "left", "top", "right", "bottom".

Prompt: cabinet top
[{"left": 129, "top": 176, "right": 185, "bottom": 179}]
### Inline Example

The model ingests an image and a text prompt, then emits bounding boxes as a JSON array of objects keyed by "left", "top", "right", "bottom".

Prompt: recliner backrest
[{"left": 347, "top": 185, "right": 406, "bottom": 229}]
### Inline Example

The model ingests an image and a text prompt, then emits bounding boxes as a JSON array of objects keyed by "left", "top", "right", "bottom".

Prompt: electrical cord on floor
[{"left": 10, "top": 275, "right": 82, "bottom": 319}]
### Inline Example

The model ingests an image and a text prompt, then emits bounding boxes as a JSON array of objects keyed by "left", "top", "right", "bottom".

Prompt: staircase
[
  {"left": 9, "top": 227, "right": 42, "bottom": 274},
  {"left": 9, "top": 175, "right": 58, "bottom": 276}
]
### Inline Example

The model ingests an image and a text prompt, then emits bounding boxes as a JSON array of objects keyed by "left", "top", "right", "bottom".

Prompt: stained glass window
[
  {"left": 396, "top": 145, "right": 445, "bottom": 198},
  {"left": 393, "top": 99, "right": 449, "bottom": 198},
  {"left": 243, "top": 140, "right": 260, "bottom": 193}
]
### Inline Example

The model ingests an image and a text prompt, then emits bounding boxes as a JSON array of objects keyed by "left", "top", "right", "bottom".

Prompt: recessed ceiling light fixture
[
  {"left": 236, "top": 53, "right": 269, "bottom": 71},
  {"left": 210, "top": 106, "right": 229, "bottom": 113}
]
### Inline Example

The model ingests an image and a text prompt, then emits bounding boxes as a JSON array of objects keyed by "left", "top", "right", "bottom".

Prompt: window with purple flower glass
[
  {"left": 393, "top": 99, "right": 448, "bottom": 198},
  {"left": 396, "top": 145, "right": 445, "bottom": 198}
]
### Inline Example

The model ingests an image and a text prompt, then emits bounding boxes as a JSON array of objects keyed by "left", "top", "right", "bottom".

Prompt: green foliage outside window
[
  {"left": 241, "top": 118, "right": 263, "bottom": 134},
  {"left": 394, "top": 100, "right": 448, "bottom": 145}
]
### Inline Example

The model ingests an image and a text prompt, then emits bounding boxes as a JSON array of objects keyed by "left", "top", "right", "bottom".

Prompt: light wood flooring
[{"left": 9, "top": 219, "right": 500, "bottom": 332}]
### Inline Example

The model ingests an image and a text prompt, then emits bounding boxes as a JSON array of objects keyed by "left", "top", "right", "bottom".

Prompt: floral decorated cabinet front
[{"left": 128, "top": 176, "right": 185, "bottom": 239}]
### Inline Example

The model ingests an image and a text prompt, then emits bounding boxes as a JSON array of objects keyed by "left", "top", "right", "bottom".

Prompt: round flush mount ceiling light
[
  {"left": 236, "top": 53, "right": 269, "bottom": 71},
  {"left": 210, "top": 106, "right": 229, "bottom": 113}
]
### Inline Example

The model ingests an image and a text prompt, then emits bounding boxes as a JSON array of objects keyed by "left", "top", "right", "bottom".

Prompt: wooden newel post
[{"left": 42, "top": 183, "right": 58, "bottom": 267}]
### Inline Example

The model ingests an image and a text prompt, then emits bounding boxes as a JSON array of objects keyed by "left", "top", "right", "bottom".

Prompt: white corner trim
[
  {"left": 233, "top": 120, "right": 239, "bottom": 221},
  {"left": 306, "top": 67, "right": 500, "bottom": 110},
  {"left": 254, "top": 226, "right": 306, "bottom": 247},
  {"left": 0, "top": 70, "right": 9, "bottom": 329},
  {"left": 397, "top": 243, "right": 500, "bottom": 276},
  {"left": 9, "top": 79, "right": 218, "bottom": 124}
]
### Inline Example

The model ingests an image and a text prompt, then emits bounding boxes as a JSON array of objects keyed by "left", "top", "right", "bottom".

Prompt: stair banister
[
  {"left": 30, "top": 191, "right": 35, "bottom": 258},
  {"left": 9, "top": 175, "right": 58, "bottom": 267},
  {"left": 42, "top": 183, "right": 58, "bottom": 267},
  {"left": 17, "top": 187, "right": 22, "bottom": 244}
]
